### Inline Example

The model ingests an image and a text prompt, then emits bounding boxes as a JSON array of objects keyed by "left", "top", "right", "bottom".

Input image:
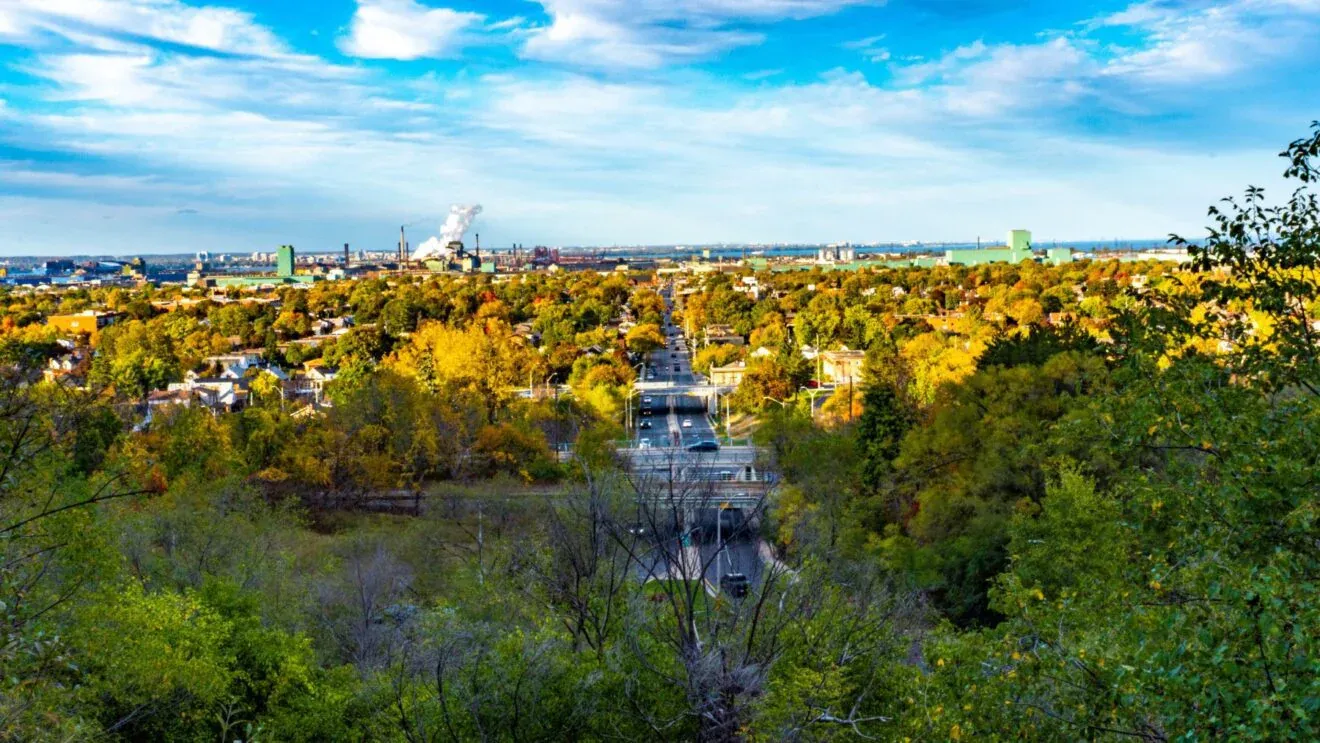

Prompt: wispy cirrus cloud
[
  {"left": 843, "top": 33, "right": 890, "bottom": 62},
  {"left": 0, "top": 0, "right": 288, "bottom": 56},
  {"left": 0, "top": 0, "right": 1317, "bottom": 255},
  {"left": 1095, "top": 0, "right": 1320, "bottom": 83},
  {"left": 521, "top": 0, "right": 876, "bottom": 68}
]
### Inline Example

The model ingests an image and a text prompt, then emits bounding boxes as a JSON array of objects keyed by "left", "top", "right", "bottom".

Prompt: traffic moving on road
[{"left": 633, "top": 290, "right": 720, "bottom": 451}]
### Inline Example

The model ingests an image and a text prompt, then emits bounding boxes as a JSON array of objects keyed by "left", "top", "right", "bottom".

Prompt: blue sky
[{"left": 1, "top": 0, "right": 1318, "bottom": 255}]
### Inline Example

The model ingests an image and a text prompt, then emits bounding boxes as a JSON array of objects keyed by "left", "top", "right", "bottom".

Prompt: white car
[
  {"left": 639, "top": 438, "right": 652, "bottom": 449},
  {"left": 682, "top": 420, "right": 693, "bottom": 428}
]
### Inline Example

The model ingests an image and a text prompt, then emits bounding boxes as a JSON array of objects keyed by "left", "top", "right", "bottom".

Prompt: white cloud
[
  {"left": 522, "top": 0, "right": 873, "bottom": 68},
  {"left": 1098, "top": 0, "right": 1320, "bottom": 83},
  {"left": 843, "top": 32, "right": 890, "bottom": 62},
  {"left": 339, "top": 0, "right": 486, "bottom": 60},
  {"left": 0, "top": 162, "right": 207, "bottom": 195},
  {"left": 28, "top": 48, "right": 370, "bottom": 116},
  {"left": 0, "top": 0, "right": 287, "bottom": 57},
  {"left": 0, "top": 0, "right": 1315, "bottom": 253},
  {"left": 890, "top": 38, "right": 1095, "bottom": 117}
]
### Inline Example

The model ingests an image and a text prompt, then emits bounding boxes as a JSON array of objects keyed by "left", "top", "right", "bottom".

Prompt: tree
[
  {"left": 1168, "top": 122, "right": 1320, "bottom": 395},
  {"left": 885, "top": 351, "right": 1110, "bottom": 625},
  {"left": 978, "top": 322, "right": 1100, "bottom": 371},
  {"left": 692, "top": 343, "right": 745, "bottom": 375},
  {"left": 855, "top": 382, "right": 912, "bottom": 500},
  {"left": 391, "top": 320, "right": 541, "bottom": 422},
  {"left": 625, "top": 322, "right": 666, "bottom": 354}
]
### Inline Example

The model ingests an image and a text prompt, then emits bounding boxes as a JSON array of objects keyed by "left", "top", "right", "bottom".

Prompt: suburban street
[
  {"left": 622, "top": 285, "right": 771, "bottom": 593},
  {"left": 633, "top": 307, "right": 719, "bottom": 450}
]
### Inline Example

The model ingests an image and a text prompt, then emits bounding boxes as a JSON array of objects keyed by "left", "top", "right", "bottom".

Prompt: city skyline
[{"left": 2, "top": 0, "right": 1319, "bottom": 255}]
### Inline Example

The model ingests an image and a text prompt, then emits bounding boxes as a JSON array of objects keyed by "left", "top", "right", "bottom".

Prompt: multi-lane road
[{"left": 633, "top": 302, "right": 719, "bottom": 451}]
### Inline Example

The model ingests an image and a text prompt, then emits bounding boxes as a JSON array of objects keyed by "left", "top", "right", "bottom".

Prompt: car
[
  {"left": 627, "top": 522, "right": 648, "bottom": 536},
  {"left": 638, "top": 439, "right": 651, "bottom": 449},
  {"left": 719, "top": 573, "right": 750, "bottom": 598},
  {"left": 686, "top": 440, "right": 719, "bottom": 452},
  {"left": 641, "top": 408, "right": 653, "bottom": 416},
  {"left": 642, "top": 397, "right": 653, "bottom": 404},
  {"left": 674, "top": 366, "right": 681, "bottom": 372},
  {"left": 681, "top": 419, "right": 692, "bottom": 428},
  {"left": 639, "top": 420, "right": 652, "bottom": 429}
]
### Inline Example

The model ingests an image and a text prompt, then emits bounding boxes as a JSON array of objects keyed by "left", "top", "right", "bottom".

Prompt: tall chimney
[
  {"left": 475, "top": 232, "right": 480, "bottom": 259},
  {"left": 344, "top": 243, "right": 350, "bottom": 267},
  {"left": 399, "top": 226, "right": 406, "bottom": 263}
]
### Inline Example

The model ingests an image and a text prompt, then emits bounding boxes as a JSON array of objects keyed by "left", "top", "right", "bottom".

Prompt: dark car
[
  {"left": 639, "top": 420, "right": 653, "bottom": 429},
  {"left": 720, "top": 573, "right": 750, "bottom": 598},
  {"left": 686, "top": 440, "right": 719, "bottom": 452}
]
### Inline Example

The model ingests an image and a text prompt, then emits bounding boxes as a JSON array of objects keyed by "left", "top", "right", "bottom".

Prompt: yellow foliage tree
[{"left": 390, "top": 320, "right": 542, "bottom": 421}]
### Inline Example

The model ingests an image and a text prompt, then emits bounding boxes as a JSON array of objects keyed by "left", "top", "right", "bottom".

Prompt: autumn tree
[{"left": 624, "top": 322, "right": 666, "bottom": 354}]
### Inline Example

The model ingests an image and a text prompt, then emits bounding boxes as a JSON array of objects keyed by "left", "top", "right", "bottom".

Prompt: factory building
[
  {"left": 818, "top": 243, "right": 857, "bottom": 263},
  {"left": 945, "top": 230, "right": 1035, "bottom": 266},
  {"left": 277, "top": 245, "right": 295, "bottom": 277},
  {"left": 190, "top": 244, "right": 318, "bottom": 288}
]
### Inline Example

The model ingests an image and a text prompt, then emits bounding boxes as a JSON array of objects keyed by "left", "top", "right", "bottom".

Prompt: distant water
[{"left": 619, "top": 239, "right": 1182, "bottom": 262}]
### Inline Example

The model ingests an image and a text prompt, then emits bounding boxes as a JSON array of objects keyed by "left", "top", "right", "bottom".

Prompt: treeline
[
  {"left": 755, "top": 124, "right": 1320, "bottom": 739},
  {"left": 1, "top": 127, "right": 1318, "bottom": 741}
]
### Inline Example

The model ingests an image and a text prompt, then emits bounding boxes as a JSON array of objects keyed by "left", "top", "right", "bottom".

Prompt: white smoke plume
[{"left": 412, "top": 204, "right": 482, "bottom": 260}]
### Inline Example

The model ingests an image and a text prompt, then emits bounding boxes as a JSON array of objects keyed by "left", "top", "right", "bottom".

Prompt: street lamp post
[
  {"left": 625, "top": 388, "right": 641, "bottom": 433},
  {"left": 799, "top": 385, "right": 824, "bottom": 421}
]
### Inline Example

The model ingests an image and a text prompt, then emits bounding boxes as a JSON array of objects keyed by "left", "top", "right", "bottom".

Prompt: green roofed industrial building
[
  {"left": 945, "top": 230, "right": 1036, "bottom": 266},
  {"left": 276, "top": 245, "right": 295, "bottom": 277},
  {"left": 188, "top": 244, "right": 320, "bottom": 288},
  {"left": 745, "top": 230, "right": 1074, "bottom": 273}
]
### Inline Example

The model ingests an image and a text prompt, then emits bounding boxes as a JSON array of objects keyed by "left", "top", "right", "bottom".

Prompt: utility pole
[
  {"left": 848, "top": 376, "right": 854, "bottom": 424},
  {"left": 816, "top": 332, "right": 823, "bottom": 385},
  {"left": 725, "top": 393, "right": 730, "bottom": 443}
]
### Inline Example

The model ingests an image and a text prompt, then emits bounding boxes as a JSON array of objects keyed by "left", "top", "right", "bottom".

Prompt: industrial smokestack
[
  {"left": 475, "top": 232, "right": 480, "bottom": 259},
  {"left": 399, "top": 226, "right": 406, "bottom": 264},
  {"left": 344, "top": 243, "right": 350, "bottom": 267},
  {"left": 411, "top": 205, "right": 482, "bottom": 261}
]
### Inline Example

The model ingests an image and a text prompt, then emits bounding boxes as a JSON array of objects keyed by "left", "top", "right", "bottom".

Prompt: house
[
  {"left": 44, "top": 341, "right": 90, "bottom": 387},
  {"left": 704, "top": 324, "right": 744, "bottom": 346},
  {"left": 142, "top": 388, "right": 198, "bottom": 426},
  {"left": 734, "top": 277, "right": 763, "bottom": 300},
  {"left": 512, "top": 322, "right": 541, "bottom": 345},
  {"left": 46, "top": 311, "right": 119, "bottom": 344},
  {"left": 167, "top": 376, "right": 250, "bottom": 412},
  {"left": 298, "top": 363, "right": 340, "bottom": 406},
  {"left": 709, "top": 361, "right": 747, "bottom": 387},
  {"left": 146, "top": 388, "right": 194, "bottom": 410},
  {"left": 821, "top": 348, "right": 866, "bottom": 385},
  {"left": 202, "top": 352, "right": 264, "bottom": 377}
]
